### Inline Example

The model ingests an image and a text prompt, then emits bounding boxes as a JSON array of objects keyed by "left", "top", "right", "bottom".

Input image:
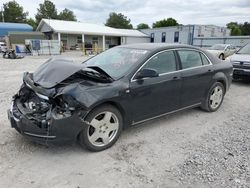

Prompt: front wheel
[
  {"left": 201, "top": 82, "right": 225, "bottom": 112},
  {"left": 79, "top": 105, "right": 123, "bottom": 151}
]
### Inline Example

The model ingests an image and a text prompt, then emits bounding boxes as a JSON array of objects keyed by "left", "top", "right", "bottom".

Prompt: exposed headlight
[{"left": 52, "top": 95, "right": 82, "bottom": 119}]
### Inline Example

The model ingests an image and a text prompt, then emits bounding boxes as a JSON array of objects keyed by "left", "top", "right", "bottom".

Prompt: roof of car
[{"left": 119, "top": 43, "right": 200, "bottom": 51}]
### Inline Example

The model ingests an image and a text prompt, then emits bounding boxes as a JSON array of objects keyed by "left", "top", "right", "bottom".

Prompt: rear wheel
[
  {"left": 201, "top": 82, "right": 225, "bottom": 112},
  {"left": 79, "top": 105, "right": 123, "bottom": 151}
]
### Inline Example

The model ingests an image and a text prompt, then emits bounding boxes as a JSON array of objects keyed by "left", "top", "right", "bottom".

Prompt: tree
[
  {"left": 240, "top": 22, "right": 250, "bottom": 35},
  {"left": 0, "top": 10, "right": 3, "bottom": 22},
  {"left": 152, "top": 17, "right": 178, "bottom": 28},
  {"left": 35, "top": 0, "right": 58, "bottom": 25},
  {"left": 58, "top": 8, "right": 76, "bottom": 21},
  {"left": 137, "top": 23, "right": 150, "bottom": 30},
  {"left": 227, "top": 22, "right": 242, "bottom": 36},
  {"left": 26, "top": 18, "right": 37, "bottom": 30},
  {"left": 105, "top": 12, "right": 133, "bottom": 29},
  {"left": 1, "top": 1, "right": 28, "bottom": 23}
]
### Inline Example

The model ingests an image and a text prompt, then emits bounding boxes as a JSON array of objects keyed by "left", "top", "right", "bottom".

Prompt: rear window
[
  {"left": 178, "top": 50, "right": 203, "bottom": 69},
  {"left": 200, "top": 53, "right": 210, "bottom": 65}
]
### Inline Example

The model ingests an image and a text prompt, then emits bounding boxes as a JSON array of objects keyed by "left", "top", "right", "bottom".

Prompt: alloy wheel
[
  {"left": 87, "top": 111, "right": 119, "bottom": 147},
  {"left": 209, "top": 85, "right": 223, "bottom": 109}
]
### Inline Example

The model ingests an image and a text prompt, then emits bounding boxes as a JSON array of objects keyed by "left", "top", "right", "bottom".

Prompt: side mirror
[{"left": 135, "top": 68, "right": 159, "bottom": 79}]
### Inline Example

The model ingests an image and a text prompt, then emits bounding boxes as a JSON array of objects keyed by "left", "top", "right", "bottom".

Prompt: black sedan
[{"left": 8, "top": 44, "right": 233, "bottom": 151}]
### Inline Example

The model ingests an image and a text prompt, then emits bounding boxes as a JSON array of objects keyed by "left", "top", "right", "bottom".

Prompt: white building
[
  {"left": 36, "top": 19, "right": 149, "bottom": 52},
  {"left": 140, "top": 25, "right": 230, "bottom": 45}
]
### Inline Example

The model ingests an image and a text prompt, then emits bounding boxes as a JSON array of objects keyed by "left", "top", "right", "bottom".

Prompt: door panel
[
  {"left": 180, "top": 65, "right": 213, "bottom": 107},
  {"left": 177, "top": 50, "right": 213, "bottom": 107},
  {"left": 129, "top": 72, "right": 182, "bottom": 122}
]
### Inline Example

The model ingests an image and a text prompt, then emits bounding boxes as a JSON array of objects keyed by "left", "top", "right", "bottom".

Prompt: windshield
[
  {"left": 209, "top": 44, "right": 227, "bottom": 50},
  {"left": 237, "top": 43, "right": 250, "bottom": 54},
  {"left": 83, "top": 47, "right": 148, "bottom": 79}
]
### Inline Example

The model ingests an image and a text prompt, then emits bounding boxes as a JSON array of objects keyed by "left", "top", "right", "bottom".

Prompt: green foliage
[
  {"left": 26, "top": 18, "right": 37, "bottom": 31},
  {"left": 227, "top": 22, "right": 250, "bottom": 36},
  {"left": 152, "top": 18, "right": 178, "bottom": 28},
  {"left": 227, "top": 22, "right": 242, "bottom": 36},
  {"left": 240, "top": 22, "right": 250, "bottom": 35},
  {"left": 105, "top": 12, "right": 133, "bottom": 29},
  {"left": 35, "top": 0, "right": 58, "bottom": 24},
  {"left": 137, "top": 23, "right": 150, "bottom": 30},
  {"left": 58, "top": 8, "right": 77, "bottom": 21},
  {"left": 2, "top": 1, "right": 28, "bottom": 23}
]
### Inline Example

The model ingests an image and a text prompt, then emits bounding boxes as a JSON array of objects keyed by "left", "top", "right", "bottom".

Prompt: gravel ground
[{"left": 0, "top": 52, "right": 249, "bottom": 188}]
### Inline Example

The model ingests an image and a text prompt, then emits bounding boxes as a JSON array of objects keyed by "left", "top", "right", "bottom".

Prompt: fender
[{"left": 211, "top": 72, "right": 228, "bottom": 91}]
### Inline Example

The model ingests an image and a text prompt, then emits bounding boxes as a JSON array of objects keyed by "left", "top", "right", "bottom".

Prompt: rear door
[
  {"left": 177, "top": 49, "right": 213, "bottom": 107},
  {"left": 129, "top": 50, "right": 182, "bottom": 122}
]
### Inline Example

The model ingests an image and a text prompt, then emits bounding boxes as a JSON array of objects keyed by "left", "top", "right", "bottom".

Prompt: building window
[
  {"left": 105, "top": 37, "right": 111, "bottom": 45},
  {"left": 162, "top": 32, "right": 166, "bottom": 43},
  {"left": 150, "top": 33, "right": 154, "bottom": 43},
  {"left": 77, "top": 36, "right": 82, "bottom": 44},
  {"left": 92, "top": 36, "right": 99, "bottom": 45},
  {"left": 211, "top": 28, "right": 215, "bottom": 37},
  {"left": 174, "top": 32, "right": 179, "bottom": 43}
]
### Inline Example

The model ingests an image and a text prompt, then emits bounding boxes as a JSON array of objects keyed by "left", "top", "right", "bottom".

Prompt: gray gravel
[{"left": 0, "top": 52, "right": 249, "bottom": 188}]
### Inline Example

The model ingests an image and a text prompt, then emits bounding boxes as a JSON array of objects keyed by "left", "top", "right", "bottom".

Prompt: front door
[{"left": 129, "top": 50, "right": 182, "bottom": 123}]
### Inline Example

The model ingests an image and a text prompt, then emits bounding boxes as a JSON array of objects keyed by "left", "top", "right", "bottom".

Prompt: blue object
[
  {"left": 0, "top": 22, "right": 33, "bottom": 37},
  {"left": 31, "top": 40, "right": 40, "bottom": 50}
]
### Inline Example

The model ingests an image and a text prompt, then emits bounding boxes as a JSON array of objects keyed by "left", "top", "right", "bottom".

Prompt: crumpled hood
[
  {"left": 230, "top": 53, "right": 250, "bottom": 62},
  {"left": 33, "top": 58, "right": 85, "bottom": 88}
]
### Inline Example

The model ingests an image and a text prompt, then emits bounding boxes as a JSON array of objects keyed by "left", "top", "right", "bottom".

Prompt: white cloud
[{"left": 5, "top": 0, "right": 250, "bottom": 27}]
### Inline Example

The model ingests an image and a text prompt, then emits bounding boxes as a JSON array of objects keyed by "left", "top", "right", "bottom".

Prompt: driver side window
[{"left": 143, "top": 51, "right": 177, "bottom": 74}]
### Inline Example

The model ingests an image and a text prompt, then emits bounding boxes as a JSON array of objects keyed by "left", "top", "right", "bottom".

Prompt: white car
[
  {"left": 226, "top": 43, "right": 250, "bottom": 80},
  {"left": 207, "top": 44, "right": 237, "bottom": 60}
]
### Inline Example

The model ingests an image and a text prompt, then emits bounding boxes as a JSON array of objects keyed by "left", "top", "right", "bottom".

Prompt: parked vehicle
[
  {"left": 207, "top": 44, "right": 237, "bottom": 60},
  {"left": 2, "top": 49, "right": 24, "bottom": 59},
  {"left": 8, "top": 44, "right": 233, "bottom": 151},
  {"left": 226, "top": 43, "right": 250, "bottom": 80}
]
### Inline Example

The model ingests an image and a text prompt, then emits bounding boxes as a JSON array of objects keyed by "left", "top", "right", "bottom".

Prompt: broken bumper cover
[{"left": 8, "top": 100, "right": 88, "bottom": 144}]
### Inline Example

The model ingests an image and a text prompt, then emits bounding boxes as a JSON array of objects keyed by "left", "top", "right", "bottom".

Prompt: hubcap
[
  {"left": 209, "top": 86, "right": 223, "bottom": 109},
  {"left": 87, "top": 111, "right": 119, "bottom": 147}
]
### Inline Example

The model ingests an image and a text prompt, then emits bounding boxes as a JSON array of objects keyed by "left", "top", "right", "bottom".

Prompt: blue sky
[{"left": 2, "top": 0, "right": 250, "bottom": 27}]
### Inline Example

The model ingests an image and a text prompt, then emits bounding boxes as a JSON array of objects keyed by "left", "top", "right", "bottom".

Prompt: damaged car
[{"left": 8, "top": 44, "right": 233, "bottom": 151}]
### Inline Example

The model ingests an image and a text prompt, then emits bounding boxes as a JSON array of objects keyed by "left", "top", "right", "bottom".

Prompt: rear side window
[
  {"left": 178, "top": 50, "right": 203, "bottom": 69},
  {"left": 200, "top": 53, "right": 210, "bottom": 65},
  {"left": 143, "top": 51, "right": 176, "bottom": 74}
]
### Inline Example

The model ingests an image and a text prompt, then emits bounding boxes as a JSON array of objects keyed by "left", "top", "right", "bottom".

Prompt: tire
[
  {"left": 219, "top": 54, "right": 224, "bottom": 60},
  {"left": 201, "top": 82, "right": 225, "bottom": 112},
  {"left": 79, "top": 105, "right": 123, "bottom": 152}
]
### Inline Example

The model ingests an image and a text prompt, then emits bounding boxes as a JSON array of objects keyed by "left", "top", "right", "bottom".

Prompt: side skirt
[{"left": 131, "top": 103, "right": 201, "bottom": 126}]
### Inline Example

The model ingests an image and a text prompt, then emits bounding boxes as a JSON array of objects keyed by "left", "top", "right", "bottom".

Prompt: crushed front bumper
[{"left": 8, "top": 99, "right": 87, "bottom": 144}]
